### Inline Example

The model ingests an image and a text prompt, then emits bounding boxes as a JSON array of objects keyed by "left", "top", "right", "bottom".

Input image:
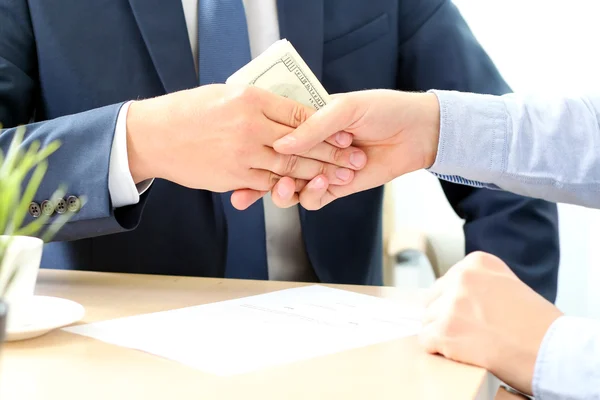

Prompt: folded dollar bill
[{"left": 226, "top": 39, "right": 331, "bottom": 110}]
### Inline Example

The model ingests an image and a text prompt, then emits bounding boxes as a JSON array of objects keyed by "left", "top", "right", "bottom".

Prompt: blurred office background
[{"left": 392, "top": 0, "right": 600, "bottom": 319}]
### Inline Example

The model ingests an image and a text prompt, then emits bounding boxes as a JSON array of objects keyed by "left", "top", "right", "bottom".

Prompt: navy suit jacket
[{"left": 0, "top": 0, "right": 560, "bottom": 301}]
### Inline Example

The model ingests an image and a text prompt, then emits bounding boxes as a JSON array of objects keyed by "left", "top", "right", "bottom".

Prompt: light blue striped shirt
[{"left": 429, "top": 89, "right": 600, "bottom": 399}]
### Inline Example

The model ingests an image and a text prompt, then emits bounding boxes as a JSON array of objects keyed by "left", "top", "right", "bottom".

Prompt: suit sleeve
[
  {"left": 394, "top": 0, "right": 560, "bottom": 302},
  {"left": 0, "top": 0, "right": 148, "bottom": 242}
]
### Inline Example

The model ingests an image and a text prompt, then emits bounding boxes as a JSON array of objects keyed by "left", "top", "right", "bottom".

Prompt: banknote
[{"left": 227, "top": 39, "right": 331, "bottom": 110}]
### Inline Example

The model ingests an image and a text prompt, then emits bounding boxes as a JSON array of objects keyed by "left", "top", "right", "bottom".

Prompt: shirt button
[
  {"left": 41, "top": 200, "right": 54, "bottom": 216},
  {"left": 29, "top": 202, "right": 41, "bottom": 218},
  {"left": 55, "top": 198, "right": 67, "bottom": 214},
  {"left": 66, "top": 196, "right": 81, "bottom": 213}
]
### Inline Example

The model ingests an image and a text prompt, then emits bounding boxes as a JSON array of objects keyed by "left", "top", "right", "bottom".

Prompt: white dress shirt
[{"left": 107, "top": 0, "right": 315, "bottom": 281}]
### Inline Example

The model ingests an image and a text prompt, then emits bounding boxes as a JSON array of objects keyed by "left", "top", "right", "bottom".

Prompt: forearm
[
  {"left": 532, "top": 316, "right": 600, "bottom": 399},
  {"left": 429, "top": 90, "right": 600, "bottom": 208}
]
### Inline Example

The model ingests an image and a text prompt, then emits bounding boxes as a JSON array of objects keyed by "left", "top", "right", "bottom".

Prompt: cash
[{"left": 227, "top": 39, "right": 331, "bottom": 110}]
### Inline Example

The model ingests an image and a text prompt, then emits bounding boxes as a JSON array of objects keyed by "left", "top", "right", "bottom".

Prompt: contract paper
[{"left": 63, "top": 285, "right": 423, "bottom": 376}]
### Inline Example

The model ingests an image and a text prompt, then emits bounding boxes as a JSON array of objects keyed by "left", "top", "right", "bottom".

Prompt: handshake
[
  {"left": 126, "top": 85, "right": 441, "bottom": 210},
  {"left": 125, "top": 40, "right": 441, "bottom": 210}
]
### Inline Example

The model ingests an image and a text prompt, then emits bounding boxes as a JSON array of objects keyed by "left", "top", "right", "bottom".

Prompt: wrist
[
  {"left": 489, "top": 338, "right": 539, "bottom": 395},
  {"left": 421, "top": 93, "right": 441, "bottom": 169},
  {"left": 489, "top": 311, "right": 562, "bottom": 395},
  {"left": 126, "top": 100, "right": 161, "bottom": 183}
]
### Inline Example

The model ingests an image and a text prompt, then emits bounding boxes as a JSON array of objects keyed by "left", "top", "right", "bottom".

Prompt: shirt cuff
[
  {"left": 108, "top": 101, "right": 153, "bottom": 208},
  {"left": 426, "top": 89, "right": 508, "bottom": 189},
  {"left": 533, "top": 315, "right": 600, "bottom": 399}
]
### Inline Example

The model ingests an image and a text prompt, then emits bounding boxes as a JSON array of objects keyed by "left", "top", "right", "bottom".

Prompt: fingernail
[
  {"left": 350, "top": 151, "right": 367, "bottom": 168},
  {"left": 275, "top": 136, "right": 296, "bottom": 148},
  {"left": 277, "top": 184, "right": 292, "bottom": 199},
  {"left": 310, "top": 176, "right": 326, "bottom": 189},
  {"left": 335, "top": 168, "right": 352, "bottom": 181},
  {"left": 335, "top": 132, "right": 351, "bottom": 147}
]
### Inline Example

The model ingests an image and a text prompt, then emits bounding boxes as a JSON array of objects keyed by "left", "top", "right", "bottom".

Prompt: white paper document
[{"left": 63, "top": 285, "right": 423, "bottom": 376}]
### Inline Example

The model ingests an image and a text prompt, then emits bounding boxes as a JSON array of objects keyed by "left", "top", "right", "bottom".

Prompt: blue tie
[
  {"left": 198, "top": 0, "right": 251, "bottom": 83},
  {"left": 198, "top": 0, "right": 268, "bottom": 280}
]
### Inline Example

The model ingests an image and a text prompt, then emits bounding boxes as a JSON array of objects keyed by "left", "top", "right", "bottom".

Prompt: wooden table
[{"left": 1, "top": 270, "right": 498, "bottom": 400}]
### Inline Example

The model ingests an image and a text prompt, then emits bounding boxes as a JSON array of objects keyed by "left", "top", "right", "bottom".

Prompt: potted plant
[{"left": 0, "top": 126, "right": 79, "bottom": 349}]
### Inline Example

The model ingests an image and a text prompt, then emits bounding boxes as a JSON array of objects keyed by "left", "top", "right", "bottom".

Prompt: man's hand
[
  {"left": 419, "top": 252, "right": 563, "bottom": 395},
  {"left": 125, "top": 84, "right": 367, "bottom": 204},
  {"left": 258, "top": 90, "right": 441, "bottom": 210}
]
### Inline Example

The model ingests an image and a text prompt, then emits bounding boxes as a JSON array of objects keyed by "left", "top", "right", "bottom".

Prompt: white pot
[{"left": 0, "top": 236, "right": 43, "bottom": 327}]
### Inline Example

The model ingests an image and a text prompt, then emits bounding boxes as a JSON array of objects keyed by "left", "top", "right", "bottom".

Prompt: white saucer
[{"left": 6, "top": 296, "right": 85, "bottom": 341}]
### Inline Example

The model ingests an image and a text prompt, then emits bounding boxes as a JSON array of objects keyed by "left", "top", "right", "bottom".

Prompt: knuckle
[
  {"left": 290, "top": 105, "right": 309, "bottom": 127},
  {"left": 239, "top": 86, "right": 259, "bottom": 102},
  {"left": 463, "top": 251, "right": 507, "bottom": 273},
  {"left": 228, "top": 85, "right": 256, "bottom": 107},
  {"left": 263, "top": 172, "right": 281, "bottom": 191},
  {"left": 429, "top": 322, "right": 457, "bottom": 359},
  {"left": 274, "top": 154, "right": 299, "bottom": 176},
  {"left": 235, "top": 115, "right": 260, "bottom": 136},
  {"left": 332, "top": 96, "right": 354, "bottom": 119},
  {"left": 318, "top": 160, "right": 328, "bottom": 176},
  {"left": 330, "top": 95, "right": 346, "bottom": 109},
  {"left": 465, "top": 251, "right": 492, "bottom": 266},
  {"left": 457, "top": 268, "right": 479, "bottom": 288},
  {"left": 451, "top": 294, "right": 471, "bottom": 315},
  {"left": 419, "top": 332, "right": 440, "bottom": 354},
  {"left": 440, "top": 342, "right": 456, "bottom": 361},
  {"left": 329, "top": 146, "right": 343, "bottom": 165},
  {"left": 284, "top": 154, "right": 299, "bottom": 175},
  {"left": 439, "top": 316, "right": 460, "bottom": 339}
]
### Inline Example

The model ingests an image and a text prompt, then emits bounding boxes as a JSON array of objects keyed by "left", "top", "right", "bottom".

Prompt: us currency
[{"left": 227, "top": 39, "right": 331, "bottom": 110}]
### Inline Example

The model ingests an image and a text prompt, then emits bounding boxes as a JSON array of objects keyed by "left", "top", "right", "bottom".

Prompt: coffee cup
[{"left": 0, "top": 235, "right": 43, "bottom": 328}]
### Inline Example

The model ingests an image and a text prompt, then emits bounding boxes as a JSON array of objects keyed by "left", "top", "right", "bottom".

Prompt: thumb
[{"left": 273, "top": 98, "right": 354, "bottom": 154}]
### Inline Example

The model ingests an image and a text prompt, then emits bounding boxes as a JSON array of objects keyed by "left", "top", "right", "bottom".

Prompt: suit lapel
[
  {"left": 128, "top": 0, "right": 197, "bottom": 93},
  {"left": 277, "top": 0, "right": 325, "bottom": 80}
]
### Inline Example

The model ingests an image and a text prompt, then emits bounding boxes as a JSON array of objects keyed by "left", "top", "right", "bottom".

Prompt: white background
[{"left": 392, "top": 0, "right": 600, "bottom": 318}]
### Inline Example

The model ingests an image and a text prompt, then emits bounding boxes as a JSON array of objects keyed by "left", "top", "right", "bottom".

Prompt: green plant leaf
[
  {"left": 0, "top": 126, "right": 26, "bottom": 180},
  {"left": 0, "top": 236, "right": 15, "bottom": 298},
  {"left": 0, "top": 180, "right": 8, "bottom": 235},
  {"left": 0, "top": 127, "right": 75, "bottom": 296},
  {"left": 41, "top": 195, "right": 86, "bottom": 242},
  {"left": 0, "top": 258, "right": 18, "bottom": 298},
  {"left": 11, "top": 140, "right": 57, "bottom": 190},
  {"left": 14, "top": 186, "right": 67, "bottom": 238},
  {"left": 0, "top": 174, "right": 19, "bottom": 235},
  {"left": 4, "top": 139, "right": 62, "bottom": 233},
  {"left": 8, "top": 160, "right": 48, "bottom": 235},
  {"left": 33, "top": 140, "right": 60, "bottom": 164}
]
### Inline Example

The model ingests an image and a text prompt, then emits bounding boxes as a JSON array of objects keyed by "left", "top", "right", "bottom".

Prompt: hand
[
  {"left": 261, "top": 90, "right": 441, "bottom": 210},
  {"left": 125, "top": 85, "right": 367, "bottom": 200},
  {"left": 419, "top": 252, "right": 563, "bottom": 395}
]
